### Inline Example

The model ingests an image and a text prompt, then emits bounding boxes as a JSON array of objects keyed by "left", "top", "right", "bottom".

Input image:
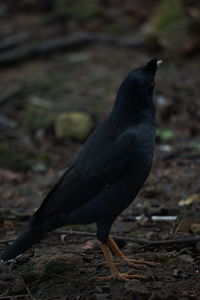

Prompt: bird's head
[{"left": 114, "top": 58, "right": 162, "bottom": 115}]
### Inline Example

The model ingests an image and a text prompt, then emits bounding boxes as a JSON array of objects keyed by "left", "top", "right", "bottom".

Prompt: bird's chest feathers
[{"left": 128, "top": 138, "right": 155, "bottom": 188}]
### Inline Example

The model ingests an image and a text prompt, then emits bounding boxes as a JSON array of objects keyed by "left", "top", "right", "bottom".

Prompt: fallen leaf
[
  {"left": 173, "top": 269, "right": 183, "bottom": 278},
  {"left": 176, "top": 218, "right": 195, "bottom": 233},
  {"left": 179, "top": 194, "right": 200, "bottom": 206},
  {"left": 3, "top": 220, "right": 15, "bottom": 230},
  {"left": 60, "top": 234, "right": 66, "bottom": 243},
  {"left": 0, "top": 169, "right": 21, "bottom": 182},
  {"left": 2, "top": 190, "right": 14, "bottom": 199},
  {"left": 190, "top": 223, "right": 200, "bottom": 235},
  {"left": 80, "top": 239, "right": 97, "bottom": 250}
]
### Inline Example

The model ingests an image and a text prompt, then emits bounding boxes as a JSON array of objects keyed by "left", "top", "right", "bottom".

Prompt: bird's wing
[
  {"left": 76, "top": 129, "right": 136, "bottom": 180},
  {"left": 30, "top": 129, "right": 136, "bottom": 225}
]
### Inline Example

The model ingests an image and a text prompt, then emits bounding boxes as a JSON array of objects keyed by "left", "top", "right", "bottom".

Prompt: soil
[{"left": 0, "top": 3, "right": 200, "bottom": 300}]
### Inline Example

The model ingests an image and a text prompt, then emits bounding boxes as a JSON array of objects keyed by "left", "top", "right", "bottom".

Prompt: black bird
[{"left": 1, "top": 59, "right": 161, "bottom": 280}]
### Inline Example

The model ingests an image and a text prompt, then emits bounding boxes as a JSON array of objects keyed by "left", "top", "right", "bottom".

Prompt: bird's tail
[{"left": 1, "top": 226, "right": 44, "bottom": 262}]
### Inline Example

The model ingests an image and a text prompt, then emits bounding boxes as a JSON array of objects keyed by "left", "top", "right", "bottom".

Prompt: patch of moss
[
  {"left": 48, "top": 0, "right": 100, "bottom": 22},
  {"left": 0, "top": 141, "right": 30, "bottom": 171},
  {"left": 25, "top": 73, "right": 66, "bottom": 99},
  {"left": 127, "top": 232, "right": 138, "bottom": 238},
  {"left": 24, "top": 255, "right": 83, "bottom": 282},
  {"left": 127, "top": 242, "right": 140, "bottom": 248},
  {"left": 0, "top": 139, "right": 52, "bottom": 171},
  {"left": 35, "top": 153, "right": 51, "bottom": 163},
  {"left": 22, "top": 106, "right": 55, "bottom": 131},
  {"left": 153, "top": 0, "right": 184, "bottom": 33},
  {"left": 187, "top": 142, "right": 200, "bottom": 151},
  {"left": 157, "top": 255, "right": 183, "bottom": 266},
  {"left": 105, "top": 23, "right": 129, "bottom": 35}
]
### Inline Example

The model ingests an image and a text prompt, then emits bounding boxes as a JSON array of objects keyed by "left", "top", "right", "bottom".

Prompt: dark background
[{"left": 0, "top": 1, "right": 200, "bottom": 299}]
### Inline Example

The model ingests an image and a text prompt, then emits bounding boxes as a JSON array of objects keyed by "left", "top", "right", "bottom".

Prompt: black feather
[{"left": 1, "top": 226, "right": 43, "bottom": 262}]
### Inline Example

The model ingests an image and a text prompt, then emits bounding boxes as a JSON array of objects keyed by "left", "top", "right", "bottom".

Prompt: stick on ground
[{"left": 56, "top": 229, "right": 200, "bottom": 247}]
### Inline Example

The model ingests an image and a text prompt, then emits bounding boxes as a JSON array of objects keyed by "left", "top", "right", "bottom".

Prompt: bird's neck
[{"left": 111, "top": 93, "right": 156, "bottom": 126}]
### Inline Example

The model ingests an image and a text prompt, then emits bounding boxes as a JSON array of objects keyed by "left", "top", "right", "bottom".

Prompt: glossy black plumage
[{"left": 1, "top": 59, "right": 158, "bottom": 262}]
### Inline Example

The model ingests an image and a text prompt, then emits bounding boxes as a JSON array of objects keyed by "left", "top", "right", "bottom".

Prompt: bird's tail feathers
[
  {"left": 1, "top": 226, "right": 44, "bottom": 262},
  {"left": 1, "top": 213, "right": 69, "bottom": 262}
]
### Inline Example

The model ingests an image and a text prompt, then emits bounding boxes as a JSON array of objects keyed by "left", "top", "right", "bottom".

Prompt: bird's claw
[
  {"left": 120, "top": 260, "right": 144, "bottom": 269},
  {"left": 108, "top": 259, "right": 158, "bottom": 270},
  {"left": 98, "top": 272, "right": 149, "bottom": 281},
  {"left": 121, "top": 258, "right": 158, "bottom": 268}
]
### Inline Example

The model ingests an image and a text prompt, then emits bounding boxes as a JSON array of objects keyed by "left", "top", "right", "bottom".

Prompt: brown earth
[{"left": 0, "top": 2, "right": 200, "bottom": 299}]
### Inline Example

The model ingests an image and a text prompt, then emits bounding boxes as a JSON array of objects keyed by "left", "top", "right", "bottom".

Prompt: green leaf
[
  {"left": 156, "top": 129, "right": 173, "bottom": 140},
  {"left": 187, "top": 142, "right": 200, "bottom": 151}
]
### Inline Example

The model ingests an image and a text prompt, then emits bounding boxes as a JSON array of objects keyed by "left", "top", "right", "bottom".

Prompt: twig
[
  {"left": 163, "top": 150, "right": 200, "bottom": 161},
  {"left": 0, "top": 295, "right": 28, "bottom": 299},
  {"left": 8, "top": 261, "right": 14, "bottom": 272},
  {"left": 0, "top": 31, "right": 144, "bottom": 67},
  {"left": 0, "top": 115, "right": 17, "bottom": 129},
  {"left": 0, "top": 289, "right": 9, "bottom": 297},
  {"left": 56, "top": 229, "right": 200, "bottom": 246},
  {"left": 0, "top": 32, "right": 30, "bottom": 52},
  {"left": 0, "top": 84, "right": 23, "bottom": 104},
  {"left": 2, "top": 229, "right": 199, "bottom": 248},
  {"left": 26, "top": 286, "right": 36, "bottom": 300},
  {"left": 0, "top": 32, "right": 30, "bottom": 51},
  {"left": 0, "top": 238, "right": 16, "bottom": 244}
]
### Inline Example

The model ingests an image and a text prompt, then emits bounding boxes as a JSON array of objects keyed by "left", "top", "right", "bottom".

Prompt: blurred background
[
  {"left": 0, "top": 0, "right": 200, "bottom": 220},
  {"left": 0, "top": 1, "right": 200, "bottom": 298}
]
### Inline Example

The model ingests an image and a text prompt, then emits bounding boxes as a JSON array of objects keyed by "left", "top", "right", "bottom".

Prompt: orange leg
[
  {"left": 107, "top": 235, "right": 157, "bottom": 268},
  {"left": 98, "top": 242, "right": 148, "bottom": 281}
]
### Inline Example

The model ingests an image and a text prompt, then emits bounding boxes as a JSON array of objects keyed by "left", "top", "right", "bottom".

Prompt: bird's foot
[
  {"left": 120, "top": 258, "right": 157, "bottom": 268},
  {"left": 112, "top": 261, "right": 142, "bottom": 269},
  {"left": 107, "top": 258, "right": 158, "bottom": 269},
  {"left": 98, "top": 270, "right": 149, "bottom": 281}
]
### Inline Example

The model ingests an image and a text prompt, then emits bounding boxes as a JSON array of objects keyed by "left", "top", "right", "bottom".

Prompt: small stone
[
  {"left": 173, "top": 268, "right": 182, "bottom": 278},
  {"left": 31, "top": 163, "right": 47, "bottom": 173},
  {"left": 156, "top": 94, "right": 169, "bottom": 106},
  {"left": 159, "top": 144, "right": 172, "bottom": 152},
  {"left": 55, "top": 111, "right": 93, "bottom": 142},
  {"left": 175, "top": 218, "right": 194, "bottom": 233},
  {"left": 190, "top": 223, "right": 200, "bottom": 235},
  {"left": 125, "top": 279, "right": 141, "bottom": 292},
  {"left": 146, "top": 231, "right": 161, "bottom": 240},
  {"left": 178, "top": 254, "right": 194, "bottom": 264}
]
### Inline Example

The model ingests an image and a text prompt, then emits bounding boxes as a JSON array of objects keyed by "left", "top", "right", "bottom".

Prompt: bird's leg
[
  {"left": 98, "top": 242, "right": 148, "bottom": 281},
  {"left": 107, "top": 235, "right": 157, "bottom": 268}
]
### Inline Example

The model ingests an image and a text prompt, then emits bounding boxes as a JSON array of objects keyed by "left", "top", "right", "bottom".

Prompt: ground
[{"left": 0, "top": 3, "right": 200, "bottom": 299}]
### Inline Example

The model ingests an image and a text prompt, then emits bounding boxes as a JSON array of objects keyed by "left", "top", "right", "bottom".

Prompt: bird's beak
[{"left": 157, "top": 60, "right": 163, "bottom": 67}]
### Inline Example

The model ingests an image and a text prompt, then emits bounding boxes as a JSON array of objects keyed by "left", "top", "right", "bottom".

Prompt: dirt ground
[{"left": 0, "top": 3, "right": 200, "bottom": 300}]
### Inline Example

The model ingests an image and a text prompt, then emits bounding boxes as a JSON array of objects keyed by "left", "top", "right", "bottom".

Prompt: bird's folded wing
[
  {"left": 30, "top": 130, "right": 136, "bottom": 225},
  {"left": 76, "top": 129, "right": 136, "bottom": 180}
]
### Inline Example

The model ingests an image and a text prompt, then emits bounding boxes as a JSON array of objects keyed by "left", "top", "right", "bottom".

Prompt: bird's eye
[{"left": 147, "top": 81, "right": 154, "bottom": 95}]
